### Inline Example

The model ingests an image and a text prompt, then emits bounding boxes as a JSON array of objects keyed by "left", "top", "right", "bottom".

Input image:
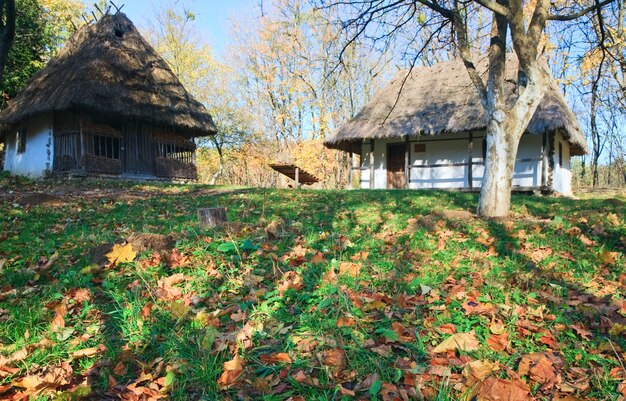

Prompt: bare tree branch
[{"left": 548, "top": 0, "right": 616, "bottom": 20}]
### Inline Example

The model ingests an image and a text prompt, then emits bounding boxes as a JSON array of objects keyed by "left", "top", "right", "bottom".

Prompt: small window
[
  {"left": 92, "top": 135, "right": 120, "bottom": 159},
  {"left": 155, "top": 142, "right": 194, "bottom": 164},
  {"left": 414, "top": 143, "right": 426, "bottom": 153},
  {"left": 16, "top": 128, "right": 26, "bottom": 154},
  {"left": 558, "top": 142, "right": 563, "bottom": 166}
]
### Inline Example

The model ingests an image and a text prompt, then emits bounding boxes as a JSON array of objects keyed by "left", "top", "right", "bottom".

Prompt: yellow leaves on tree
[{"left": 106, "top": 243, "right": 137, "bottom": 266}]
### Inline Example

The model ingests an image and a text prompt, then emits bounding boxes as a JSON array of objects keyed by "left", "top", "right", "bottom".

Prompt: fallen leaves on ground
[
  {"left": 1, "top": 182, "right": 625, "bottom": 400},
  {"left": 473, "top": 377, "right": 530, "bottom": 401},
  {"left": 432, "top": 331, "right": 479, "bottom": 353},
  {"left": 106, "top": 243, "right": 137, "bottom": 266},
  {"left": 217, "top": 355, "right": 244, "bottom": 389}
]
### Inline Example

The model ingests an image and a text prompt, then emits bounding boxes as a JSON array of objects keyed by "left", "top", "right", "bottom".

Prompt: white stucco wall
[
  {"left": 411, "top": 133, "right": 469, "bottom": 189},
  {"left": 472, "top": 133, "right": 543, "bottom": 189},
  {"left": 360, "top": 131, "right": 546, "bottom": 190},
  {"left": 3, "top": 114, "right": 54, "bottom": 178},
  {"left": 552, "top": 130, "right": 572, "bottom": 195}
]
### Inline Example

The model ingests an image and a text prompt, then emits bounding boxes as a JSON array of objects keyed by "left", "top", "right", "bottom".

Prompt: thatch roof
[
  {"left": 0, "top": 13, "right": 216, "bottom": 137},
  {"left": 325, "top": 55, "right": 587, "bottom": 155}
]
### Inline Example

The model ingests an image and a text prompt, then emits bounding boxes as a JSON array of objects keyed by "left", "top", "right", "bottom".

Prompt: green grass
[{"left": 0, "top": 176, "right": 625, "bottom": 400}]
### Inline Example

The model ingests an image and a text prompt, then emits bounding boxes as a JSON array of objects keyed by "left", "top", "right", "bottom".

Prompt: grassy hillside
[{"left": 0, "top": 177, "right": 624, "bottom": 400}]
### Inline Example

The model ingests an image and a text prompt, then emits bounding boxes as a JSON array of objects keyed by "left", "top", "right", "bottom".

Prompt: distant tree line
[{"left": 0, "top": 0, "right": 623, "bottom": 194}]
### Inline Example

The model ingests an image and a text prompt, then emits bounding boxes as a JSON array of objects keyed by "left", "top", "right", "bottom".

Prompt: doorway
[
  {"left": 387, "top": 143, "right": 407, "bottom": 189},
  {"left": 123, "top": 122, "right": 155, "bottom": 175}
]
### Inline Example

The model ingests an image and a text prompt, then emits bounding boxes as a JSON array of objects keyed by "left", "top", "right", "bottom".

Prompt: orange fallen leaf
[
  {"left": 463, "top": 360, "right": 499, "bottom": 385},
  {"left": 292, "top": 370, "right": 309, "bottom": 384},
  {"left": 529, "top": 246, "right": 553, "bottom": 263},
  {"left": 528, "top": 355, "right": 559, "bottom": 389},
  {"left": 487, "top": 333, "right": 509, "bottom": 352},
  {"left": 432, "top": 331, "right": 479, "bottom": 353},
  {"left": 310, "top": 252, "right": 326, "bottom": 264},
  {"left": 339, "top": 262, "right": 361, "bottom": 277},
  {"left": 391, "top": 322, "right": 415, "bottom": 342},
  {"left": 609, "top": 367, "right": 626, "bottom": 380},
  {"left": 337, "top": 317, "right": 356, "bottom": 327},
  {"left": 437, "top": 323, "right": 457, "bottom": 334},
  {"left": 217, "top": 355, "right": 243, "bottom": 389},
  {"left": 462, "top": 299, "right": 495, "bottom": 315},
  {"left": 13, "top": 363, "right": 72, "bottom": 395},
  {"left": 165, "top": 248, "right": 190, "bottom": 268},
  {"left": 322, "top": 348, "right": 346, "bottom": 370},
  {"left": 539, "top": 332, "right": 557, "bottom": 348},
  {"left": 473, "top": 377, "right": 530, "bottom": 401},
  {"left": 618, "top": 381, "right": 626, "bottom": 397},
  {"left": 277, "top": 271, "right": 303, "bottom": 294},
  {"left": 599, "top": 250, "right": 619, "bottom": 265},
  {"left": 71, "top": 344, "right": 105, "bottom": 358},
  {"left": 71, "top": 288, "right": 92, "bottom": 303},
  {"left": 50, "top": 304, "right": 67, "bottom": 333},
  {"left": 571, "top": 324, "right": 592, "bottom": 340},
  {"left": 349, "top": 251, "right": 369, "bottom": 261},
  {"left": 259, "top": 352, "right": 292, "bottom": 364},
  {"left": 579, "top": 235, "right": 595, "bottom": 246},
  {"left": 518, "top": 353, "right": 563, "bottom": 391},
  {"left": 428, "top": 365, "right": 452, "bottom": 376}
]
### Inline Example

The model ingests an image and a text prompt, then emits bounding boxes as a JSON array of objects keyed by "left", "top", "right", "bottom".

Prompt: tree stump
[{"left": 198, "top": 207, "right": 228, "bottom": 228}]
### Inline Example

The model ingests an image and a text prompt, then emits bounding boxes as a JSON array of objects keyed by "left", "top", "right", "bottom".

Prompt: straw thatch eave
[
  {"left": 0, "top": 13, "right": 216, "bottom": 138},
  {"left": 325, "top": 55, "right": 587, "bottom": 156}
]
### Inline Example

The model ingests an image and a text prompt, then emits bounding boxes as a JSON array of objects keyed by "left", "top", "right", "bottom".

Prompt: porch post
[
  {"left": 541, "top": 130, "right": 547, "bottom": 188},
  {"left": 468, "top": 131, "right": 474, "bottom": 190},
  {"left": 79, "top": 114, "right": 85, "bottom": 171},
  {"left": 348, "top": 143, "right": 354, "bottom": 189},
  {"left": 404, "top": 136, "right": 409, "bottom": 189},
  {"left": 295, "top": 167, "right": 300, "bottom": 189},
  {"left": 369, "top": 139, "right": 375, "bottom": 189}
]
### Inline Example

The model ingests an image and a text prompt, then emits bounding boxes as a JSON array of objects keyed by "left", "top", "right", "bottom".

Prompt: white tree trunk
[
  {"left": 209, "top": 161, "right": 224, "bottom": 185},
  {"left": 478, "top": 64, "right": 548, "bottom": 218},
  {"left": 478, "top": 113, "right": 522, "bottom": 217}
]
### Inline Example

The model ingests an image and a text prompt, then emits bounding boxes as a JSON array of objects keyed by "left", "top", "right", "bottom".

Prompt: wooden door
[
  {"left": 123, "top": 122, "right": 155, "bottom": 175},
  {"left": 387, "top": 143, "right": 406, "bottom": 189}
]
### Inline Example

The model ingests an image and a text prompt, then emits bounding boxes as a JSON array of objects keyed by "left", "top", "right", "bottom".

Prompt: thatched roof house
[
  {"left": 1, "top": 12, "right": 216, "bottom": 179},
  {"left": 326, "top": 55, "right": 586, "bottom": 195}
]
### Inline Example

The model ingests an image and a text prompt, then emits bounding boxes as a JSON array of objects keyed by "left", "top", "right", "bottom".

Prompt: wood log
[{"left": 198, "top": 207, "right": 227, "bottom": 228}]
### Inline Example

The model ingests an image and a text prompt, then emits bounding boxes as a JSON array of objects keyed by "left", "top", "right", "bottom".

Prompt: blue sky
[{"left": 105, "top": 0, "right": 256, "bottom": 54}]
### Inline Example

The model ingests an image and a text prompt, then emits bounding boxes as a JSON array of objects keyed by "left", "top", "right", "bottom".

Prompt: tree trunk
[
  {"left": 590, "top": 82, "right": 601, "bottom": 187},
  {"left": 477, "top": 60, "right": 547, "bottom": 218},
  {"left": 0, "top": 0, "right": 16, "bottom": 83},
  {"left": 208, "top": 139, "right": 225, "bottom": 186},
  {"left": 198, "top": 207, "right": 228, "bottom": 228},
  {"left": 209, "top": 162, "right": 224, "bottom": 185},
  {"left": 478, "top": 115, "right": 522, "bottom": 217}
]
